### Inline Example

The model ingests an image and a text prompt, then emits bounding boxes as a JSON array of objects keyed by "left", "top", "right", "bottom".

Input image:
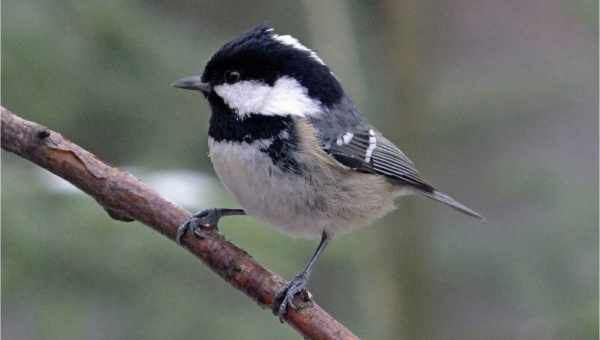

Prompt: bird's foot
[
  {"left": 176, "top": 208, "right": 243, "bottom": 245},
  {"left": 273, "top": 273, "right": 313, "bottom": 322}
]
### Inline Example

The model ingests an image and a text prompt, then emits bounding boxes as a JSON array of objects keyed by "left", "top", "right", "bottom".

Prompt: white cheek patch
[
  {"left": 214, "top": 80, "right": 272, "bottom": 116},
  {"left": 214, "top": 76, "right": 322, "bottom": 118},
  {"left": 263, "top": 77, "right": 322, "bottom": 117},
  {"left": 271, "top": 34, "right": 326, "bottom": 66}
]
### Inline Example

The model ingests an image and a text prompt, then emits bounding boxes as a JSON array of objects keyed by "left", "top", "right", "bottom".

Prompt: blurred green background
[{"left": 2, "top": 1, "right": 597, "bottom": 339}]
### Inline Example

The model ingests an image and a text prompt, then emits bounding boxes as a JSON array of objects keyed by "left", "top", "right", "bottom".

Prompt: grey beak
[{"left": 172, "top": 75, "right": 211, "bottom": 94}]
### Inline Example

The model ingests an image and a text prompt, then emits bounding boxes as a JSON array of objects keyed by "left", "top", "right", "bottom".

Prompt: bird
[{"left": 172, "top": 25, "right": 482, "bottom": 320}]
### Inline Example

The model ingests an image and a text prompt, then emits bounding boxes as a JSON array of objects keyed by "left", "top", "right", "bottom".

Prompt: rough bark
[{"left": 1, "top": 106, "right": 359, "bottom": 340}]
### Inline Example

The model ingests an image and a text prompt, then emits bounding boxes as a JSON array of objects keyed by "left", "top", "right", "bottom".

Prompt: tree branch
[{"left": 1, "top": 106, "right": 358, "bottom": 340}]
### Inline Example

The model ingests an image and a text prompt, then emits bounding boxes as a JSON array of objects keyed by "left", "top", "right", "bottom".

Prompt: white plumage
[{"left": 213, "top": 76, "right": 322, "bottom": 118}]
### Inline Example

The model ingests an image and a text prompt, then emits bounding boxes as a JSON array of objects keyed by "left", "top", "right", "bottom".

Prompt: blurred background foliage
[{"left": 2, "top": 1, "right": 597, "bottom": 339}]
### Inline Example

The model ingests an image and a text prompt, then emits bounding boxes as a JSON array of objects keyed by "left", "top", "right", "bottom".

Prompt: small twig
[{"left": 1, "top": 106, "right": 359, "bottom": 340}]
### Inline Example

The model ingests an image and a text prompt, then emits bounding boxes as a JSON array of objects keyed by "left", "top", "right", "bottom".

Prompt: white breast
[
  {"left": 208, "top": 136, "right": 401, "bottom": 239},
  {"left": 208, "top": 138, "right": 327, "bottom": 238}
]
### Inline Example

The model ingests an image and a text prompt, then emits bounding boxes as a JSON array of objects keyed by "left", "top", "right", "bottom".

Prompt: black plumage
[
  {"left": 202, "top": 25, "right": 344, "bottom": 107},
  {"left": 174, "top": 25, "right": 483, "bottom": 321}
]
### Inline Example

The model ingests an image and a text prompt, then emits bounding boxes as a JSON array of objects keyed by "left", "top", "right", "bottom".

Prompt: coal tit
[{"left": 173, "top": 25, "right": 482, "bottom": 319}]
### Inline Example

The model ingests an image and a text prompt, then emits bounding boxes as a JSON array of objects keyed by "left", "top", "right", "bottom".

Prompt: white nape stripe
[
  {"left": 364, "top": 129, "right": 377, "bottom": 163},
  {"left": 271, "top": 34, "right": 326, "bottom": 66},
  {"left": 213, "top": 76, "right": 322, "bottom": 118}
]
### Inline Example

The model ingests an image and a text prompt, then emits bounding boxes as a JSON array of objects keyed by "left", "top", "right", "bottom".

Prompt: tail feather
[{"left": 421, "top": 190, "right": 484, "bottom": 220}]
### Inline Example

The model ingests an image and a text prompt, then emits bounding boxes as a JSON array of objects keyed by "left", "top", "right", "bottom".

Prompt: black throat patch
[{"left": 208, "top": 94, "right": 303, "bottom": 175}]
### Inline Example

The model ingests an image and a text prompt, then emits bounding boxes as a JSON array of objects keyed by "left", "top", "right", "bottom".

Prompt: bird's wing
[{"left": 324, "top": 128, "right": 435, "bottom": 192}]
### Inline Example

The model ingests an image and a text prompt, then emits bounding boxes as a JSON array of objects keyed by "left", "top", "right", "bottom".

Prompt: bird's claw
[
  {"left": 176, "top": 209, "right": 221, "bottom": 245},
  {"left": 273, "top": 273, "right": 312, "bottom": 322}
]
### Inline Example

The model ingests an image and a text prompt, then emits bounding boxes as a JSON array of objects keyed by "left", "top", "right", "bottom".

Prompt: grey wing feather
[
  {"left": 324, "top": 129, "right": 483, "bottom": 219},
  {"left": 308, "top": 98, "right": 482, "bottom": 219},
  {"left": 326, "top": 128, "right": 435, "bottom": 192}
]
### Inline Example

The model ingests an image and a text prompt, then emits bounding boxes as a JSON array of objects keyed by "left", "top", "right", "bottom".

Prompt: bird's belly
[{"left": 208, "top": 138, "right": 399, "bottom": 239}]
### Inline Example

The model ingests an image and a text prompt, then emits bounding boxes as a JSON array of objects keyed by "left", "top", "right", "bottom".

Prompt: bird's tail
[{"left": 421, "top": 190, "right": 484, "bottom": 220}]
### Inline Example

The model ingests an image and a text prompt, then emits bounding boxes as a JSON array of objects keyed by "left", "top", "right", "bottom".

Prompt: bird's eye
[{"left": 224, "top": 70, "right": 241, "bottom": 84}]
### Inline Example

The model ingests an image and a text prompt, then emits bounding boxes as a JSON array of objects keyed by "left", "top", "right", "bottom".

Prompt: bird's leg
[
  {"left": 176, "top": 208, "right": 245, "bottom": 245},
  {"left": 273, "top": 231, "right": 331, "bottom": 321}
]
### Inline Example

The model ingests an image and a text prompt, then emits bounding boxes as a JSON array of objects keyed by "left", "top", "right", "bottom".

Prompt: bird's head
[{"left": 173, "top": 25, "right": 344, "bottom": 119}]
